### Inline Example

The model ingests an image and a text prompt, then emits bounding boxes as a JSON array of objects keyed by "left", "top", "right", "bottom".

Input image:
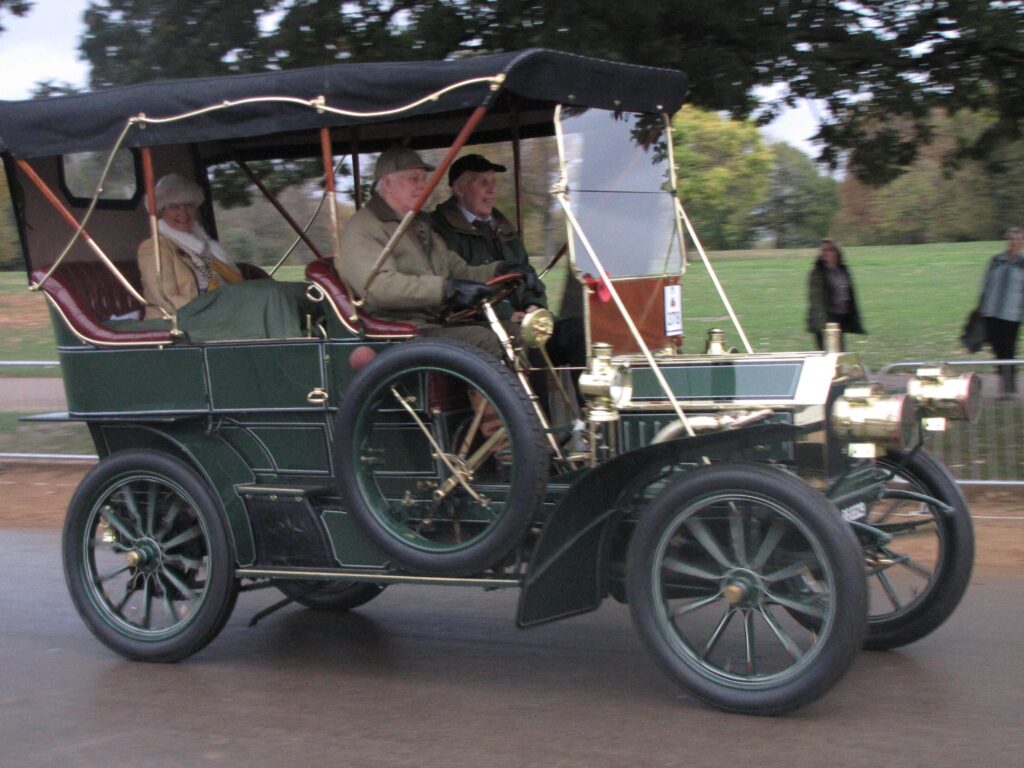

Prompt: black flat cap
[{"left": 448, "top": 153, "right": 507, "bottom": 185}]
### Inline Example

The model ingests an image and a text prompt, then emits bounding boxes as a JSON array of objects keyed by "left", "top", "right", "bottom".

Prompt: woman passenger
[{"left": 138, "top": 174, "right": 309, "bottom": 341}]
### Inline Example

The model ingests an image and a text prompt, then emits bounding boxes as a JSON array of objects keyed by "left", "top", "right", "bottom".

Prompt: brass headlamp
[
  {"left": 579, "top": 342, "right": 632, "bottom": 422},
  {"left": 520, "top": 307, "right": 555, "bottom": 349},
  {"left": 832, "top": 382, "right": 916, "bottom": 451},
  {"left": 906, "top": 367, "right": 981, "bottom": 423}
]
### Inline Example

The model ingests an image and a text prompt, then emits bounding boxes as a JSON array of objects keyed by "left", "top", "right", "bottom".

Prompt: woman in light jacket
[
  {"left": 977, "top": 227, "right": 1024, "bottom": 396},
  {"left": 137, "top": 174, "right": 308, "bottom": 341}
]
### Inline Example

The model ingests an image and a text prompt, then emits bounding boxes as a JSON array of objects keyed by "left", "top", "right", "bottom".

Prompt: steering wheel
[{"left": 442, "top": 271, "right": 524, "bottom": 325}]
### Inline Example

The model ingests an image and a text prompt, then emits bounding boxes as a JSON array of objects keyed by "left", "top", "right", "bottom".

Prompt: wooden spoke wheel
[
  {"left": 332, "top": 339, "right": 548, "bottom": 576},
  {"left": 62, "top": 450, "right": 237, "bottom": 662}
]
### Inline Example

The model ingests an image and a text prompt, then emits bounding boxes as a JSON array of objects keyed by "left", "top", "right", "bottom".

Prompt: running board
[{"left": 236, "top": 565, "right": 522, "bottom": 589}]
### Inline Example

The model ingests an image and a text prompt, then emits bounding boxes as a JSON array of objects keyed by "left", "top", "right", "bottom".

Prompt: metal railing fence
[{"left": 877, "top": 358, "right": 1024, "bottom": 485}]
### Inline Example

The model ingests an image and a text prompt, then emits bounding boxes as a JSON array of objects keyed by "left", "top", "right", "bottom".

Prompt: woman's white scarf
[
  {"left": 158, "top": 219, "right": 232, "bottom": 264},
  {"left": 158, "top": 219, "right": 233, "bottom": 291}
]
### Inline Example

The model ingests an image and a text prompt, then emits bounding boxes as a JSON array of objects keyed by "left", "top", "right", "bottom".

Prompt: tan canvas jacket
[
  {"left": 137, "top": 235, "right": 245, "bottom": 319},
  {"left": 336, "top": 194, "right": 497, "bottom": 326},
  {"left": 137, "top": 235, "right": 203, "bottom": 319}
]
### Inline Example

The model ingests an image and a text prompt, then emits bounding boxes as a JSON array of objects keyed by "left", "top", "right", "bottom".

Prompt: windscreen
[{"left": 559, "top": 109, "right": 682, "bottom": 279}]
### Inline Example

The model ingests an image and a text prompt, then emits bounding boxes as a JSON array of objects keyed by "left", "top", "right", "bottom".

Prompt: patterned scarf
[{"left": 158, "top": 219, "right": 241, "bottom": 291}]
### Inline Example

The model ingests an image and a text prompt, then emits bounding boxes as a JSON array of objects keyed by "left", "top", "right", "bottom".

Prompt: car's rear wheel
[{"left": 333, "top": 339, "right": 549, "bottom": 576}]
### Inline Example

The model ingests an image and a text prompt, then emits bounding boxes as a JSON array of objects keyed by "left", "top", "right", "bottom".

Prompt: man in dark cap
[
  {"left": 432, "top": 154, "right": 546, "bottom": 323},
  {"left": 432, "top": 153, "right": 585, "bottom": 402}
]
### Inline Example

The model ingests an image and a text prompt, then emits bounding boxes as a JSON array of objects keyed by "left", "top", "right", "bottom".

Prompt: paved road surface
[{"left": 1, "top": 529, "right": 1020, "bottom": 768}]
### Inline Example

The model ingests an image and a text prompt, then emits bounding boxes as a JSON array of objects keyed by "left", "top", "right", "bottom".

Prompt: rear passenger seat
[{"left": 31, "top": 260, "right": 175, "bottom": 346}]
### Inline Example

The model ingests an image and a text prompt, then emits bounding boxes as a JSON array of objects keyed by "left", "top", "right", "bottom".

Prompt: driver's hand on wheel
[
  {"left": 494, "top": 261, "right": 544, "bottom": 296},
  {"left": 444, "top": 278, "right": 495, "bottom": 310}
]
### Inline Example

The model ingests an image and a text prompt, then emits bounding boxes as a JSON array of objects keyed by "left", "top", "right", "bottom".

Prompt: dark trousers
[
  {"left": 546, "top": 316, "right": 586, "bottom": 369},
  {"left": 984, "top": 316, "right": 1020, "bottom": 394},
  {"left": 417, "top": 322, "right": 505, "bottom": 357}
]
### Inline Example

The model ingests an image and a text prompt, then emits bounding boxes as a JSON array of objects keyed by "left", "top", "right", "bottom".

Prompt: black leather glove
[
  {"left": 495, "top": 261, "right": 544, "bottom": 297},
  {"left": 444, "top": 278, "right": 495, "bottom": 310}
]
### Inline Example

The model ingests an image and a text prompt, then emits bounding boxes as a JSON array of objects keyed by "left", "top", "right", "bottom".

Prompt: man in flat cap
[
  {"left": 432, "top": 153, "right": 585, "bottom": 399},
  {"left": 337, "top": 147, "right": 511, "bottom": 355},
  {"left": 432, "top": 154, "right": 546, "bottom": 324}
]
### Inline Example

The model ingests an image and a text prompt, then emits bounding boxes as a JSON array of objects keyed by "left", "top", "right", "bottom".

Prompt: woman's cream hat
[{"left": 149, "top": 173, "right": 204, "bottom": 211}]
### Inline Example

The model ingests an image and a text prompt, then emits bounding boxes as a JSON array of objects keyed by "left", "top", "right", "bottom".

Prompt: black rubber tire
[
  {"left": 332, "top": 338, "right": 548, "bottom": 576},
  {"left": 863, "top": 449, "right": 974, "bottom": 650},
  {"left": 62, "top": 450, "right": 238, "bottom": 662},
  {"left": 275, "top": 580, "right": 385, "bottom": 611},
  {"left": 626, "top": 462, "right": 867, "bottom": 715}
]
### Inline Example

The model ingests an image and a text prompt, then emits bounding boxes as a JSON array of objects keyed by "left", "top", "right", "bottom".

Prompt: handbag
[{"left": 960, "top": 309, "right": 987, "bottom": 353}]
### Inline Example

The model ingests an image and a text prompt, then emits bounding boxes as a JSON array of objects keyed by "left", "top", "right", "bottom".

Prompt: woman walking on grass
[{"left": 806, "top": 239, "right": 865, "bottom": 351}]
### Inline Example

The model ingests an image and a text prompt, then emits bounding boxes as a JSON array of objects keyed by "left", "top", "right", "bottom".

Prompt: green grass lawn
[
  {"left": 0, "top": 270, "right": 61, "bottom": 373},
  {"left": 680, "top": 241, "right": 998, "bottom": 370},
  {"left": 0, "top": 412, "right": 94, "bottom": 455}
]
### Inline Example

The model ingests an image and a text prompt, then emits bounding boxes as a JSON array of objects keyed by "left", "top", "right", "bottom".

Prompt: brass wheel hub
[
  {"left": 721, "top": 570, "right": 762, "bottom": 608},
  {"left": 124, "top": 538, "right": 162, "bottom": 573},
  {"left": 124, "top": 550, "right": 144, "bottom": 568},
  {"left": 723, "top": 582, "right": 749, "bottom": 605}
]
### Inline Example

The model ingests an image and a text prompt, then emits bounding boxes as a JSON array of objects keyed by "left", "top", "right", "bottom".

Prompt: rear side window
[{"left": 60, "top": 149, "right": 141, "bottom": 208}]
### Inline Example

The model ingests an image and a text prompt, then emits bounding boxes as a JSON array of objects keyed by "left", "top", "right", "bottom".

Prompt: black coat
[{"left": 806, "top": 260, "right": 865, "bottom": 334}]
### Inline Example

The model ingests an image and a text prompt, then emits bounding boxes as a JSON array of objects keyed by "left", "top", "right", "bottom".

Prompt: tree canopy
[
  {"left": 0, "top": 0, "right": 31, "bottom": 33},
  {"left": 0, "top": 166, "right": 23, "bottom": 269},
  {"left": 76, "top": 1, "right": 1024, "bottom": 185},
  {"left": 673, "top": 108, "right": 774, "bottom": 251},
  {"left": 755, "top": 143, "right": 839, "bottom": 248},
  {"left": 835, "top": 109, "right": 1023, "bottom": 244}
]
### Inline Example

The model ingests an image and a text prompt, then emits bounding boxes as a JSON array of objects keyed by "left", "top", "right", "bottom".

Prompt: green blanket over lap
[{"left": 106, "top": 280, "right": 312, "bottom": 342}]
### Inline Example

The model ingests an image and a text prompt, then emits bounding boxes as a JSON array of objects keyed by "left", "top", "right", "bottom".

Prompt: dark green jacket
[{"left": 431, "top": 197, "right": 547, "bottom": 318}]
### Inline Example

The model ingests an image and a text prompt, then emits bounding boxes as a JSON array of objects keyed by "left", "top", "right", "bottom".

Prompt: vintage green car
[{"left": 0, "top": 49, "right": 977, "bottom": 715}]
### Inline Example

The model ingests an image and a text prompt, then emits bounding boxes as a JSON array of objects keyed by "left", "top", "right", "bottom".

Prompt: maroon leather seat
[
  {"left": 32, "top": 260, "right": 279, "bottom": 347},
  {"left": 305, "top": 259, "right": 417, "bottom": 339},
  {"left": 31, "top": 261, "right": 175, "bottom": 346}
]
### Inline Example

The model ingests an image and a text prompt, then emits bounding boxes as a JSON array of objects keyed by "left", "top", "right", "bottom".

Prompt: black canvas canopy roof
[{"left": 0, "top": 49, "right": 687, "bottom": 159}]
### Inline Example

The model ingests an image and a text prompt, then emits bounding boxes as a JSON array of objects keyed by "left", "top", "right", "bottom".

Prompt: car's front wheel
[
  {"left": 626, "top": 462, "right": 866, "bottom": 715},
  {"left": 62, "top": 450, "right": 238, "bottom": 662}
]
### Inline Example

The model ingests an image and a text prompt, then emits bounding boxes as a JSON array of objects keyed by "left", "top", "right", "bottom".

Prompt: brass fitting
[
  {"left": 520, "top": 307, "right": 555, "bottom": 349},
  {"left": 823, "top": 322, "right": 842, "bottom": 354},
  {"left": 579, "top": 342, "right": 632, "bottom": 422},
  {"left": 832, "top": 382, "right": 916, "bottom": 451},
  {"left": 907, "top": 367, "right": 982, "bottom": 423},
  {"left": 705, "top": 328, "right": 726, "bottom": 355}
]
